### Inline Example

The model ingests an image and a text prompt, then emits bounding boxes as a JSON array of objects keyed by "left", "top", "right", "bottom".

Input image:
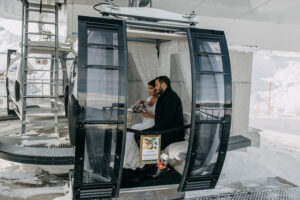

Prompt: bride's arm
[{"left": 141, "top": 110, "right": 155, "bottom": 119}]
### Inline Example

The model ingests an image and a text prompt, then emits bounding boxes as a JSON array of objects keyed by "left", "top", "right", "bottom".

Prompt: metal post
[
  {"left": 6, "top": 49, "right": 17, "bottom": 115},
  {"left": 267, "top": 80, "right": 272, "bottom": 115},
  {"left": 50, "top": 55, "right": 54, "bottom": 97},
  {"left": 21, "top": 2, "right": 29, "bottom": 134},
  {"left": 54, "top": 2, "right": 59, "bottom": 136}
]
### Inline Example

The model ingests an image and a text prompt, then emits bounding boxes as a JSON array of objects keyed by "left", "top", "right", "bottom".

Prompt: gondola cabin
[{"left": 67, "top": 4, "right": 232, "bottom": 199}]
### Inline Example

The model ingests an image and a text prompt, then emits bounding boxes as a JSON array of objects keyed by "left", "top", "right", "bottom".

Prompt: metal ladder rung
[
  {"left": 25, "top": 69, "right": 55, "bottom": 72},
  {"left": 24, "top": 82, "right": 57, "bottom": 85},
  {"left": 24, "top": 95, "right": 57, "bottom": 98},
  {"left": 28, "top": 3, "right": 56, "bottom": 9},
  {"left": 24, "top": 108, "right": 58, "bottom": 112},
  {"left": 25, "top": 20, "right": 56, "bottom": 25},
  {"left": 25, "top": 56, "right": 56, "bottom": 59},
  {"left": 24, "top": 44, "right": 57, "bottom": 48},
  {"left": 26, "top": 32, "right": 55, "bottom": 36},
  {"left": 25, "top": 121, "right": 58, "bottom": 125},
  {"left": 25, "top": 69, "right": 62, "bottom": 72},
  {"left": 26, "top": 8, "right": 56, "bottom": 14}
]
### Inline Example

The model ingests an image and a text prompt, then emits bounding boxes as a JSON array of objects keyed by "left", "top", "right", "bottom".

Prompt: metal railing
[{"left": 0, "top": 77, "right": 7, "bottom": 109}]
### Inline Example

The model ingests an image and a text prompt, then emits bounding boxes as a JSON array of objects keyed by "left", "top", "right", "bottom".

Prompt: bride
[{"left": 123, "top": 79, "right": 158, "bottom": 170}]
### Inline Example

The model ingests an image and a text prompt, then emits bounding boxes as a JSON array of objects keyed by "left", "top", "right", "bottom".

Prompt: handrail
[{"left": 127, "top": 124, "right": 191, "bottom": 135}]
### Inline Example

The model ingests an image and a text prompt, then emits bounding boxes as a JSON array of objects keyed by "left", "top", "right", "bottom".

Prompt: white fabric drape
[{"left": 128, "top": 42, "right": 159, "bottom": 90}]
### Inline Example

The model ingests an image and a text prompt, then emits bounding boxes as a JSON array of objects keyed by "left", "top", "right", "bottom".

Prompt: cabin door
[
  {"left": 73, "top": 16, "right": 128, "bottom": 199},
  {"left": 179, "top": 28, "right": 232, "bottom": 191}
]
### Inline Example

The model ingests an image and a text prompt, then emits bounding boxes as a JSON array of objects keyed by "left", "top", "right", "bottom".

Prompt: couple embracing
[{"left": 124, "top": 76, "right": 185, "bottom": 172}]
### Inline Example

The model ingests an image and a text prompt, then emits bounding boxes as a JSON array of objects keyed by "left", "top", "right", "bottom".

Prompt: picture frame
[{"left": 139, "top": 134, "right": 161, "bottom": 165}]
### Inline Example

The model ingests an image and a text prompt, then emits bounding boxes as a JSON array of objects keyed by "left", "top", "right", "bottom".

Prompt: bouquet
[{"left": 131, "top": 100, "right": 148, "bottom": 113}]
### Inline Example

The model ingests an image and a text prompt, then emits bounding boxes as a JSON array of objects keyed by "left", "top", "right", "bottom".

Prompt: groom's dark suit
[
  {"left": 134, "top": 87, "right": 185, "bottom": 150},
  {"left": 151, "top": 87, "right": 185, "bottom": 149}
]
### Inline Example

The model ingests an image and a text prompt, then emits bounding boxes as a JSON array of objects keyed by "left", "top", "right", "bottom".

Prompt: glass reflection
[
  {"left": 86, "top": 68, "right": 124, "bottom": 121},
  {"left": 191, "top": 123, "right": 222, "bottom": 175},
  {"left": 196, "top": 55, "right": 223, "bottom": 72},
  {"left": 83, "top": 124, "right": 118, "bottom": 183},
  {"left": 196, "top": 39, "right": 221, "bottom": 54},
  {"left": 196, "top": 106, "right": 224, "bottom": 121},
  {"left": 87, "top": 46, "right": 119, "bottom": 66},
  {"left": 87, "top": 29, "right": 118, "bottom": 46},
  {"left": 196, "top": 74, "right": 225, "bottom": 104}
]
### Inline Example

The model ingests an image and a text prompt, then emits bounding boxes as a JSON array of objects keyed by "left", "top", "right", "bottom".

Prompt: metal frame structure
[
  {"left": 20, "top": 1, "right": 61, "bottom": 135},
  {"left": 72, "top": 16, "right": 128, "bottom": 199},
  {"left": 70, "top": 15, "right": 232, "bottom": 199},
  {"left": 179, "top": 28, "right": 232, "bottom": 191},
  {"left": 6, "top": 49, "right": 17, "bottom": 115}
]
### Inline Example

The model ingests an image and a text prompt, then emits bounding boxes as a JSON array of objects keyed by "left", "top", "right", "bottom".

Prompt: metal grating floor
[{"left": 195, "top": 189, "right": 294, "bottom": 200}]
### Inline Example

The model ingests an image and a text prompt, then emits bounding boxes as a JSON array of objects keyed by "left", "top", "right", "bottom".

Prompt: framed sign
[{"left": 140, "top": 135, "right": 161, "bottom": 165}]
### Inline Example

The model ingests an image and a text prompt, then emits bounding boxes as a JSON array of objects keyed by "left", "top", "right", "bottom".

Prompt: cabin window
[
  {"left": 83, "top": 124, "right": 119, "bottom": 184},
  {"left": 86, "top": 68, "right": 125, "bottom": 121}
]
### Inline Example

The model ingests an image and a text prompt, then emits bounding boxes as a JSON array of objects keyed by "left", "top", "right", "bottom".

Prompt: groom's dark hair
[{"left": 156, "top": 76, "right": 171, "bottom": 88}]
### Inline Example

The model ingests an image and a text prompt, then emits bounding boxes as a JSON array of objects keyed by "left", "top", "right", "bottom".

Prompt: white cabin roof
[{"left": 0, "top": 0, "right": 300, "bottom": 52}]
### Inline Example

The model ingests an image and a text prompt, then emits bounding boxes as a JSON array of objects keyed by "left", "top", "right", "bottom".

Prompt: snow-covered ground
[{"left": 0, "top": 159, "right": 72, "bottom": 200}]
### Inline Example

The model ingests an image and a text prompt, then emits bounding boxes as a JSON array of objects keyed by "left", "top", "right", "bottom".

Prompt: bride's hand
[{"left": 141, "top": 110, "right": 153, "bottom": 118}]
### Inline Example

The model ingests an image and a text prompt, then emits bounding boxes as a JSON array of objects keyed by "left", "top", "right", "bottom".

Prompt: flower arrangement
[{"left": 131, "top": 100, "right": 148, "bottom": 113}]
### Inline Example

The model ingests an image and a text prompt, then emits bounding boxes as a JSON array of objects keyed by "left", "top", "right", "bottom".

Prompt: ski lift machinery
[{"left": 68, "top": 1, "right": 233, "bottom": 199}]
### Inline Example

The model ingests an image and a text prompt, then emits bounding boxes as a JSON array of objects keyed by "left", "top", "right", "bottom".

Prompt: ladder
[{"left": 20, "top": 1, "right": 62, "bottom": 136}]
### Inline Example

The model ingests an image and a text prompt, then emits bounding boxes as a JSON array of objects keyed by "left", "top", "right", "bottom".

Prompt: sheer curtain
[
  {"left": 127, "top": 42, "right": 159, "bottom": 105},
  {"left": 159, "top": 40, "right": 192, "bottom": 112}
]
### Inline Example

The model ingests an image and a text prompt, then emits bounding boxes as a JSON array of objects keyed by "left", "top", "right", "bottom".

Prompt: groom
[
  {"left": 134, "top": 76, "right": 185, "bottom": 178},
  {"left": 137, "top": 76, "right": 185, "bottom": 150}
]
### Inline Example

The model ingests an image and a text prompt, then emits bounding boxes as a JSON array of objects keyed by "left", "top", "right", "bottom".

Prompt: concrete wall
[{"left": 229, "top": 50, "right": 259, "bottom": 146}]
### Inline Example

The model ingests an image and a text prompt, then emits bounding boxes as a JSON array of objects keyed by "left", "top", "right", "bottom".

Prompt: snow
[
  {"left": 0, "top": 160, "right": 40, "bottom": 185},
  {"left": 1, "top": 186, "right": 64, "bottom": 199},
  {"left": 229, "top": 45, "right": 259, "bottom": 53},
  {"left": 250, "top": 50, "right": 300, "bottom": 117},
  {"left": 20, "top": 137, "right": 70, "bottom": 147},
  {"left": 53, "top": 184, "right": 72, "bottom": 200},
  {"left": 0, "top": 158, "right": 71, "bottom": 199}
]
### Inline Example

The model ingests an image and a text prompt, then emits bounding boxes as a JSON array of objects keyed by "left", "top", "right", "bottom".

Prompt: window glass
[
  {"left": 196, "top": 39, "right": 221, "bottom": 54},
  {"left": 196, "top": 55, "right": 223, "bottom": 72},
  {"left": 196, "top": 74, "right": 225, "bottom": 104},
  {"left": 190, "top": 123, "right": 222, "bottom": 176},
  {"left": 196, "top": 106, "right": 224, "bottom": 121},
  {"left": 83, "top": 124, "right": 120, "bottom": 184},
  {"left": 87, "top": 46, "right": 119, "bottom": 66},
  {"left": 86, "top": 68, "right": 125, "bottom": 121},
  {"left": 87, "top": 29, "right": 118, "bottom": 46}
]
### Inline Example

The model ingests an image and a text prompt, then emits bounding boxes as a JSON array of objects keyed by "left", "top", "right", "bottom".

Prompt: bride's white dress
[{"left": 123, "top": 96, "right": 156, "bottom": 169}]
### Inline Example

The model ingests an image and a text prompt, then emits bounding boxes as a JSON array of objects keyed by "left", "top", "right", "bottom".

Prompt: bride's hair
[{"left": 148, "top": 79, "right": 155, "bottom": 88}]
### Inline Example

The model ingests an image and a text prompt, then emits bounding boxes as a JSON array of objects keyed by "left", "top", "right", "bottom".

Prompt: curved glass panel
[
  {"left": 86, "top": 68, "right": 125, "bottom": 121},
  {"left": 87, "top": 46, "right": 119, "bottom": 66},
  {"left": 83, "top": 124, "right": 118, "bottom": 183},
  {"left": 180, "top": 30, "right": 231, "bottom": 192},
  {"left": 196, "top": 39, "right": 221, "bottom": 54},
  {"left": 195, "top": 55, "right": 223, "bottom": 72},
  {"left": 196, "top": 74, "right": 225, "bottom": 104},
  {"left": 88, "top": 29, "right": 118, "bottom": 46},
  {"left": 190, "top": 123, "right": 222, "bottom": 175},
  {"left": 74, "top": 17, "right": 127, "bottom": 199}
]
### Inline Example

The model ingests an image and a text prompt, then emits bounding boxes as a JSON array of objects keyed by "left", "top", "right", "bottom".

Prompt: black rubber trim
[{"left": 0, "top": 151, "right": 74, "bottom": 165}]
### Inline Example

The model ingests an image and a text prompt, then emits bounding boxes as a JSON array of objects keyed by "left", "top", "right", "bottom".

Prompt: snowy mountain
[
  {"left": 0, "top": 25, "right": 20, "bottom": 52},
  {"left": 250, "top": 52, "right": 300, "bottom": 117},
  {"left": 0, "top": 25, "right": 21, "bottom": 73}
]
